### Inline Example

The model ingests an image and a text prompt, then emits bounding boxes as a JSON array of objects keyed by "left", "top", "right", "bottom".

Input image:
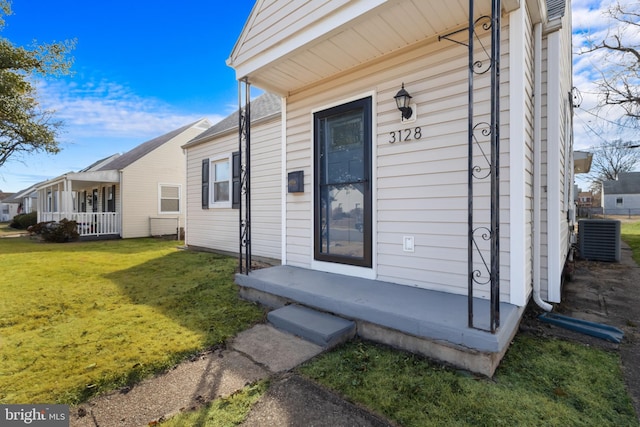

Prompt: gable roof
[
  {"left": 184, "top": 92, "right": 281, "bottom": 148},
  {"left": 99, "top": 119, "right": 210, "bottom": 171},
  {"left": 3, "top": 183, "right": 39, "bottom": 203},
  {"left": 227, "top": 0, "right": 521, "bottom": 95},
  {"left": 603, "top": 172, "right": 640, "bottom": 195},
  {"left": 79, "top": 153, "right": 121, "bottom": 172},
  {"left": 0, "top": 191, "right": 15, "bottom": 202}
]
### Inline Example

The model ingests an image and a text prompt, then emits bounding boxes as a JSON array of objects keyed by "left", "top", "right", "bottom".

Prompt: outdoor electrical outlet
[{"left": 403, "top": 236, "right": 414, "bottom": 252}]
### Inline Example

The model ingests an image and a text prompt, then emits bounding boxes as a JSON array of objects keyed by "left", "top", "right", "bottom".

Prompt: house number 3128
[{"left": 388, "top": 127, "right": 422, "bottom": 143}]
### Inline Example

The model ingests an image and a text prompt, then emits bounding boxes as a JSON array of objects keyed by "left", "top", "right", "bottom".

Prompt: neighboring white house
[
  {"left": 36, "top": 119, "right": 211, "bottom": 238},
  {"left": 0, "top": 191, "right": 19, "bottom": 222},
  {"left": 602, "top": 172, "right": 640, "bottom": 215},
  {"left": 183, "top": 93, "right": 282, "bottom": 261},
  {"left": 2, "top": 184, "right": 38, "bottom": 216},
  {"left": 192, "top": 0, "right": 575, "bottom": 375}
]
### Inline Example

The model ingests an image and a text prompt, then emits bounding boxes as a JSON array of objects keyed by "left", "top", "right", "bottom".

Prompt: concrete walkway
[{"left": 70, "top": 324, "right": 392, "bottom": 427}]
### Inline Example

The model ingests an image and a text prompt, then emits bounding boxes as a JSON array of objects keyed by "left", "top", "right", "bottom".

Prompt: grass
[
  {"left": 0, "top": 221, "right": 25, "bottom": 236},
  {"left": 298, "top": 337, "right": 638, "bottom": 426},
  {"left": 159, "top": 380, "right": 269, "bottom": 427},
  {"left": 0, "top": 237, "right": 264, "bottom": 405},
  {"left": 621, "top": 220, "right": 640, "bottom": 264}
]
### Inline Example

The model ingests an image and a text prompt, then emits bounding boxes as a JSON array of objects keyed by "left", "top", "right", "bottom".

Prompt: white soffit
[{"left": 228, "top": 0, "right": 512, "bottom": 95}]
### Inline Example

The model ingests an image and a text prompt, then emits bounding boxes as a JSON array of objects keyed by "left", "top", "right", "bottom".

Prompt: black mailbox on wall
[{"left": 288, "top": 171, "right": 304, "bottom": 193}]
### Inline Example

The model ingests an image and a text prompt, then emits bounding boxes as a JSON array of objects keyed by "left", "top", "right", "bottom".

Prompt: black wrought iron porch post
[
  {"left": 463, "top": 0, "right": 501, "bottom": 333},
  {"left": 489, "top": 0, "right": 501, "bottom": 333},
  {"left": 238, "top": 79, "right": 252, "bottom": 274}
]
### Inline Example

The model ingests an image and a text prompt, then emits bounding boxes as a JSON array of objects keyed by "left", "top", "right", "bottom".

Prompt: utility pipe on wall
[{"left": 533, "top": 22, "right": 553, "bottom": 312}]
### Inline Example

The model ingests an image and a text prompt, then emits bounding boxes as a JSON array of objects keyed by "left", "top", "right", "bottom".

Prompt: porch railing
[{"left": 39, "top": 212, "right": 120, "bottom": 237}]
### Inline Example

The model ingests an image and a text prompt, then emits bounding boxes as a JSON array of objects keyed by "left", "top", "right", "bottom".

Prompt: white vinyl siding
[
  {"left": 538, "top": 2, "right": 573, "bottom": 302},
  {"left": 119, "top": 124, "right": 206, "bottom": 238},
  {"left": 285, "top": 21, "right": 513, "bottom": 300},
  {"left": 185, "top": 118, "right": 282, "bottom": 260}
]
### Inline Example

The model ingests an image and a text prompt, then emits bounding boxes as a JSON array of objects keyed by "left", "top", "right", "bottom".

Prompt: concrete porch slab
[{"left": 236, "top": 266, "right": 525, "bottom": 376}]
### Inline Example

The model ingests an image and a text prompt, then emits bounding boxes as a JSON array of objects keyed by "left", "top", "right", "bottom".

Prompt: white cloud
[
  {"left": 35, "top": 78, "right": 224, "bottom": 141},
  {"left": 1, "top": 74, "right": 226, "bottom": 192}
]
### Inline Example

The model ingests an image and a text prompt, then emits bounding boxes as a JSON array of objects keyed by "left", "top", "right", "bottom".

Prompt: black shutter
[
  {"left": 232, "top": 151, "right": 241, "bottom": 209},
  {"left": 202, "top": 159, "right": 209, "bottom": 209},
  {"left": 102, "top": 187, "right": 106, "bottom": 212}
]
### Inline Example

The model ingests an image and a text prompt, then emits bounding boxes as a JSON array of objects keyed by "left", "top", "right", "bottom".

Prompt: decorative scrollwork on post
[
  {"left": 471, "top": 122, "right": 492, "bottom": 180},
  {"left": 441, "top": 1, "right": 501, "bottom": 334},
  {"left": 471, "top": 227, "right": 492, "bottom": 286},
  {"left": 238, "top": 80, "right": 252, "bottom": 274}
]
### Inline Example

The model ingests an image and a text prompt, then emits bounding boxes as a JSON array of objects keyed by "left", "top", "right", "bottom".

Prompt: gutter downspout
[{"left": 533, "top": 23, "right": 552, "bottom": 311}]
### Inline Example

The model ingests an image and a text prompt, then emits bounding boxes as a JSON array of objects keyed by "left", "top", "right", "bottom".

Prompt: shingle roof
[
  {"left": 0, "top": 192, "right": 15, "bottom": 202},
  {"left": 99, "top": 119, "right": 209, "bottom": 171},
  {"left": 186, "top": 92, "right": 281, "bottom": 145},
  {"left": 79, "top": 153, "right": 121, "bottom": 172},
  {"left": 547, "top": 0, "right": 566, "bottom": 20},
  {"left": 603, "top": 172, "right": 640, "bottom": 195}
]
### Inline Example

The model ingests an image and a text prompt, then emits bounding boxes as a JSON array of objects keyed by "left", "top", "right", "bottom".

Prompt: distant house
[
  {"left": 576, "top": 191, "right": 595, "bottom": 208},
  {"left": 3, "top": 184, "right": 38, "bottom": 216},
  {"left": 36, "top": 119, "right": 211, "bottom": 238},
  {"left": 602, "top": 172, "right": 640, "bottom": 215},
  {"left": 183, "top": 93, "right": 282, "bottom": 260},
  {"left": 0, "top": 191, "right": 19, "bottom": 222}
]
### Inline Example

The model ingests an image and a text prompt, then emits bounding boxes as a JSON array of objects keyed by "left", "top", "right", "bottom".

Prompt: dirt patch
[{"left": 519, "top": 242, "right": 640, "bottom": 419}]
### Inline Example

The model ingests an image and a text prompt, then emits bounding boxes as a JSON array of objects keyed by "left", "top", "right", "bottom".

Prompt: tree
[
  {"left": 579, "top": 1, "right": 640, "bottom": 126},
  {"left": 587, "top": 139, "right": 640, "bottom": 192},
  {"left": 0, "top": 1, "right": 75, "bottom": 167}
]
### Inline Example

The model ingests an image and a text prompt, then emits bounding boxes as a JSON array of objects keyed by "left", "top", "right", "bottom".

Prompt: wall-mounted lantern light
[{"left": 394, "top": 83, "right": 413, "bottom": 120}]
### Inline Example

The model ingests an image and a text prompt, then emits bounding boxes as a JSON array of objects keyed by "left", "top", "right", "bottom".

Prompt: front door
[{"left": 314, "top": 97, "right": 372, "bottom": 267}]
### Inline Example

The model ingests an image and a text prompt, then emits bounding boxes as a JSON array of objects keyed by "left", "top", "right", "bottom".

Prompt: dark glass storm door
[{"left": 314, "top": 97, "right": 372, "bottom": 267}]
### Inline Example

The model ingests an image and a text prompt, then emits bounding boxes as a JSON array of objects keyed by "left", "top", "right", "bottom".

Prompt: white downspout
[{"left": 533, "top": 23, "right": 552, "bottom": 311}]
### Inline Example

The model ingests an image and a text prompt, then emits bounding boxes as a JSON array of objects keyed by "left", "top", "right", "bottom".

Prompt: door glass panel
[{"left": 315, "top": 98, "right": 371, "bottom": 266}]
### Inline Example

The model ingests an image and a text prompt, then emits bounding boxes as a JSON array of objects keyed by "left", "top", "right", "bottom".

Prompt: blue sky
[
  {"left": 572, "top": 0, "right": 639, "bottom": 147},
  {"left": 0, "top": 0, "right": 636, "bottom": 193},
  {"left": 0, "top": 0, "right": 255, "bottom": 192}
]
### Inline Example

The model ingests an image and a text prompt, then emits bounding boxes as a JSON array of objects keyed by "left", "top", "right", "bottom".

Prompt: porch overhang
[
  {"left": 227, "top": 0, "right": 521, "bottom": 95},
  {"left": 37, "top": 170, "right": 120, "bottom": 192}
]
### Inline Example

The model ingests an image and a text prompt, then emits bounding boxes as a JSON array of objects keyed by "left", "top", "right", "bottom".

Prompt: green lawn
[
  {"left": 4, "top": 223, "right": 639, "bottom": 425},
  {"left": 298, "top": 336, "right": 637, "bottom": 426},
  {"left": 622, "top": 220, "right": 640, "bottom": 264},
  {"left": 0, "top": 237, "right": 264, "bottom": 405},
  {"left": 0, "top": 221, "right": 25, "bottom": 236}
]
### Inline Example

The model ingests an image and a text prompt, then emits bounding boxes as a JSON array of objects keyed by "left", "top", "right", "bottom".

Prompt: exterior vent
[{"left": 578, "top": 219, "right": 621, "bottom": 262}]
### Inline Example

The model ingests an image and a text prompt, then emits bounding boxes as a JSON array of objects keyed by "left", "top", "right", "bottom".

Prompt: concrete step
[{"left": 267, "top": 305, "right": 356, "bottom": 349}]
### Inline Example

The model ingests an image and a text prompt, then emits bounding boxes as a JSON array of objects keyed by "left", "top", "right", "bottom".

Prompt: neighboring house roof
[
  {"left": 100, "top": 118, "right": 210, "bottom": 171},
  {"left": 3, "top": 184, "right": 39, "bottom": 203},
  {"left": 602, "top": 172, "right": 640, "bottom": 195},
  {"left": 184, "top": 93, "right": 281, "bottom": 148},
  {"left": 547, "top": 0, "right": 566, "bottom": 20},
  {"left": 79, "top": 153, "right": 121, "bottom": 172},
  {"left": 0, "top": 192, "right": 15, "bottom": 202}
]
